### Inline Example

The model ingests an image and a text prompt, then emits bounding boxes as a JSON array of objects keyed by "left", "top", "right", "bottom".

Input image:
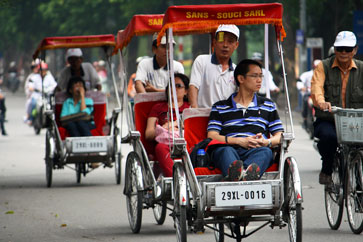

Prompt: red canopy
[
  {"left": 158, "top": 3, "right": 286, "bottom": 44},
  {"left": 113, "top": 14, "right": 164, "bottom": 54},
  {"left": 33, "top": 34, "right": 116, "bottom": 59}
]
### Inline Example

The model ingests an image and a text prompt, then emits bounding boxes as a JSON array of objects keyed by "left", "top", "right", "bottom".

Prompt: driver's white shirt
[{"left": 190, "top": 54, "right": 237, "bottom": 108}]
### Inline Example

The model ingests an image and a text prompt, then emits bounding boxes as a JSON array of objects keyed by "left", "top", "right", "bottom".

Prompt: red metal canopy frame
[
  {"left": 158, "top": 3, "right": 286, "bottom": 44},
  {"left": 33, "top": 34, "right": 116, "bottom": 59},
  {"left": 113, "top": 14, "right": 164, "bottom": 54}
]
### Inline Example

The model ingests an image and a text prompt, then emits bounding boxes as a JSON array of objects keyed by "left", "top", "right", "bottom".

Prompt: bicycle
[{"left": 325, "top": 107, "right": 363, "bottom": 234}]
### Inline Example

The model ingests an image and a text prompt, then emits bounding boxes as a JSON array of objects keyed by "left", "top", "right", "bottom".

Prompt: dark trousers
[
  {"left": 64, "top": 121, "right": 95, "bottom": 137},
  {"left": 313, "top": 118, "right": 338, "bottom": 175}
]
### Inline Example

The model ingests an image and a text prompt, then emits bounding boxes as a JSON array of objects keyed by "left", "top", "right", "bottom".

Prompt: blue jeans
[
  {"left": 64, "top": 121, "right": 95, "bottom": 137},
  {"left": 313, "top": 118, "right": 337, "bottom": 175},
  {"left": 211, "top": 146, "right": 273, "bottom": 177}
]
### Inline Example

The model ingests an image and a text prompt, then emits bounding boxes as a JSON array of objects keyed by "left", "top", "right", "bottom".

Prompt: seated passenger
[
  {"left": 57, "top": 48, "right": 101, "bottom": 92},
  {"left": 207, "top": 59, "right": 284, "bottom": 181},
  {"left": 145, "top": 73, "right": 190, "bottom": 177},
  {"left": 60, "top": 77, "right": 95, "bottom": 137}
]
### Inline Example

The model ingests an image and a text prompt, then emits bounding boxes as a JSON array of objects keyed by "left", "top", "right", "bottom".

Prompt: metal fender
[
  {"left": 174, "top": 162, "right": 188, "bottom": 206},
  {"left": 134, "top": 161, "right": 144, "bottom": 191},
  {"left": 285, "top": 156, "right": 303, "bottom": 203}
]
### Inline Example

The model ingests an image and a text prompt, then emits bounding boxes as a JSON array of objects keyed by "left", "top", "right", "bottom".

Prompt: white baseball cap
[
  {"left": 66, "top": 48, "right": 83, "bottom": 59},
  {"left": 251, "top": 52, "right": 263, "bottom": 61},
  {"left": 216, "top": 25, "right": 240, "bottom": 40},
  {"left": 334, "top": 31, "right": 357, "bottom": 47},
  {"left": 152, "top": 33, "right": 176, "bottom": 45}
]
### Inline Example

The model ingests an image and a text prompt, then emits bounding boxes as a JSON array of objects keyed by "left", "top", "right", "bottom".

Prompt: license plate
[
  {"left": 72, "top": 139, "right": 107, "bottom": 153},
  {"left": 215, "top": 184, "right": 272, "bottom": 207}
]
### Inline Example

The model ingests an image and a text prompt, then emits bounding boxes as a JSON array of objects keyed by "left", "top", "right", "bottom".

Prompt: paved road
[{"left": 0, "top": 92, "right": 362, "bottom": 242}]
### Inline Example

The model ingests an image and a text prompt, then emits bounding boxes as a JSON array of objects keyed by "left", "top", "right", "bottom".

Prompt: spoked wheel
[
  {"left": 125, "top": 152, "right": 143, "bottom": 233},
  {"left": 153, "top": 201, "right": 167, "bottom": 225},
  {"left": 345, "top": 151, "right": 363, "bottom": 234},
  {"left": 173, "top": 162, "right": 187, "bottom": 242},
  {"left": 325, "top": 152, "right": 344, "bottom": 230},
  {"left": 284, "top": 162, "right": 302, "bottom": 242},
  {"left": 213, "top": 222, "right": 224, "bottom": 242},
  {"left": 45, "top": 130, "right": 53, "bottom": 188}
]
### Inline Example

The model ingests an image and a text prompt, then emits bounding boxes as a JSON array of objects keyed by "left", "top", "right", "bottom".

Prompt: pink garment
[{"left": 155, "top": 124, "right": 180, "bottom": 144}]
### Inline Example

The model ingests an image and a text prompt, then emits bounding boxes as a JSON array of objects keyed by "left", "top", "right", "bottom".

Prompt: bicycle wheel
[
  {"left": 114, "top": 127, "right": 121, "bottom": 185},
  {"left": 75, "top": 163, "right": 83, "bottom": 184},
  {"left": 325, "top": 152, "right": 344, "bottom": 230},
  {"left": 125, "top": 152, "right": 143, "bottom": 233},
  {"left": 153, "top": 201, "right": 167, "bottom": 225},
  {"left": 213, "top": 222, "right": 224, "bottom": 242},
  {"left": 284, "top": 161, "right": 302, "bottom": 242},
  {"left": 346, "top": 151, "right": 363, "bottom": 234},
  {"left": 173, "top": 163, "right": 187, "bottom": 242},
  {"left": 45, "top": 130, "right": 53, "bottom": 188}
]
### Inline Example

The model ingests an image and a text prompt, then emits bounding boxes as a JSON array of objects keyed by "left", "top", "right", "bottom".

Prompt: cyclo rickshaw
[
  {"left": 152, "top": 3, "right": 300, "bottom": 242},
  {"left": 32, "top": 34, "right": 122, "bottom": 187},
  {"left": 113, "top": 14, "right": 176, "bottom": 231}
]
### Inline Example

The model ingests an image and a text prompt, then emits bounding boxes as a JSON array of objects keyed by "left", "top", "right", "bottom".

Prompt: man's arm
[
  {"left": 188, "top": 85, "right": 199, "bottom": 108},
  {"left": 310, "top": 62, "right": 331, "bottom": 111},
  {"left": 135, "top": 80, "right": 146, "bottom": 93}
]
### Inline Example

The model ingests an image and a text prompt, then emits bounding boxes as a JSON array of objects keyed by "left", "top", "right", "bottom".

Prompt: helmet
[{"left": 328, "top": 46, "right": 335, "bottom": 57}]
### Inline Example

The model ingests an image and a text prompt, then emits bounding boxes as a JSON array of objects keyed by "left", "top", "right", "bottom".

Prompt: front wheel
[
  {"left": 173, "top": 162, "right": 187, "bottom": 242},
  {"left": 115, "top": 152, "right": 121, "bottom": 185},
  {"left": 345, "top": 151, "right": 363, "bottom": 234},
  {"left": 45, "top": 130, "right": 53, "bottom": 188},
  {"left": 325, "top": 152, "right": 344, "bottom": 230},
  {"left": 213, "top": 222, "right": 224, "bottom": 242},
  {"left": 284, "top": 161, "right": 302, "bottom": 242},
  {"left": 153, "top": 201, "right": 167, "bottom": 225},
  {"left": 125, "top": 152, "right": 143, "bottom": 233}
]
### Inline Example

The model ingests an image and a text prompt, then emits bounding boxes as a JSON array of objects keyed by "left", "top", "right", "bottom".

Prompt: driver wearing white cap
[
  {"left": 57, "top": 48, "right": 101, "bottom": 91},
  {"left": 189, "top": 24, "right": 239, "bottom": 108},
  {"left": 311, "top": 31, "right": 363, "bottom": 185}
]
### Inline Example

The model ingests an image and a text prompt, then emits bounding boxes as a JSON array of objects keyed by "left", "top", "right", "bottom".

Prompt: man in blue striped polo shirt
[{"left": 207, "top": 59, "right": 284, "bottom": 181}]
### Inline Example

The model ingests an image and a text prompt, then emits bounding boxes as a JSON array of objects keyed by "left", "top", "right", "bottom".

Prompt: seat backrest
[
  {"left": 183, "top": 108, "right": 211, "bottom": 153},
  {"left": 55, "top": 91, "right": 107, "bottom": 137},
  {"left": 134, "top": 92, "right": 166, "bottom": 156}
]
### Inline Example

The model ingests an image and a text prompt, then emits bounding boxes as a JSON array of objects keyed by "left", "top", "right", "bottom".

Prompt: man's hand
[
  {"left": 145, "top": 81, "right": 164, "bottom": 92},
  {"left": 318, "top": 101, "right": 332, "bottom": 112}
]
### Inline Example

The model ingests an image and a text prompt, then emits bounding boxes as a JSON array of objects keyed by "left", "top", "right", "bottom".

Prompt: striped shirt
[{"left": 207, "top": 93, "right": 284, "bottom": 139}]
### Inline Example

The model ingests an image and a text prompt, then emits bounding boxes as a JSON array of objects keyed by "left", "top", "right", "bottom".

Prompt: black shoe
[
  {"left": 226, "top": 160, "right": 243, "bottom": 181},
  {"left": 242, "top": 163, "right": 260, "bottom": 181}
]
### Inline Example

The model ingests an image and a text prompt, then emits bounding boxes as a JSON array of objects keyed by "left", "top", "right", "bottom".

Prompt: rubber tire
[
  {"left": 125, "top": 152, "right": 143, "bottom": 233},
  {"left": 284, "top": 162, "right": 302, "bottom": 242},
  {"left": 45, "top": 130, "right": 53, "bottom": 188},
  {"left": 213, "top": 222, "right": 224, "bottom": 242},
  {"left": 76, "top": 163, "right": 82, "bottom": 184},
  {"left": 153, "top": 201, "right": 167, "bottom": 225},
  {"left": 115, "top": 152, "right": 121, "bottom": 185},
  {"left": 345, "top": 151, "right": 363, "bottom": 234},
  {"left": 173, "top": 163, "right": 187, "bottom": 242},
  {"left": 324, "top": 152, "right": 344, "bottom": 230}
]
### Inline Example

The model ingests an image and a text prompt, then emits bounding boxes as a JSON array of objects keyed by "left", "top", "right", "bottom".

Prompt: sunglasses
[
  {"left": 335, "top": 46, "right": 354, "bottom": 53},
  {"left": 175, "top": 84, "right": 185, "bottom": 89}
]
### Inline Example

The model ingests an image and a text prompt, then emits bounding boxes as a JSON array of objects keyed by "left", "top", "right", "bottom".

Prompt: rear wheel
[
  {"left": 325, "top": 152, "right": 344, "bottom": 230},
  {"left": 76, "top": 163, "right": 85, "bottom": 184},
  {"left": 125, "top": 152, "right": 143, "bottom": 233},
  {"left": 114, "top": 127, "right": 121, "bottom": 185},
  {"left": 173, "top": 163, "right": 187, "bottom": 242},
  {"left": 153, "top": 201, "right": 167, "bottom": 225},
  {"left": 346, "top": 151, "right": 363, "bottom": 234},
  {"left": 45, "top": 130, "right": 53, "bottom": 188},
  {"left": 284, "top": 161, "right": 302, "bottom": 242}
]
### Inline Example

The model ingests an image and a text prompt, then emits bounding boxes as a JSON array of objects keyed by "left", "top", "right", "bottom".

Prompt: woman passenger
[{"left": 145, "top": 73, "right": 190, "bottom": 177}]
